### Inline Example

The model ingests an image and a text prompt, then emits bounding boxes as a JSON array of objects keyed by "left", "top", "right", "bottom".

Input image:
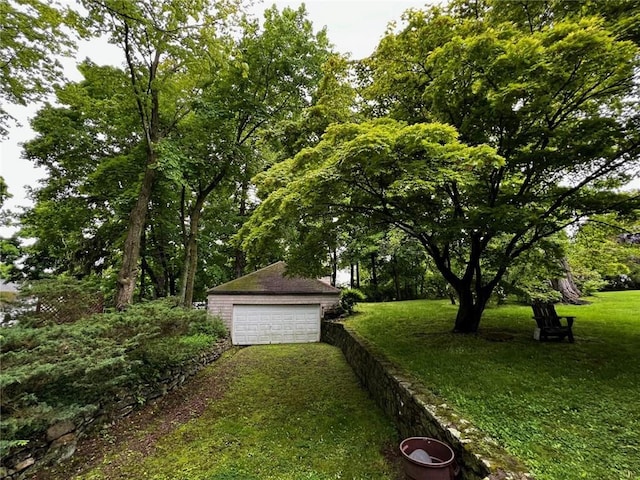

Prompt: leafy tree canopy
[{"left": 242, "top": 4, "right": 640, "bottom": 333}]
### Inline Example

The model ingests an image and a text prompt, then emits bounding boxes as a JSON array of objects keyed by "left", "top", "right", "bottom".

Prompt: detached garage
[{"left": 207, "top": 262, "right": 340, "bottom": 345}]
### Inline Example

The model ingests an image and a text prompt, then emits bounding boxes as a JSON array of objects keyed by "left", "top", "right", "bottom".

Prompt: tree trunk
[
  {"left": 115, "top": 43, "right": 162, "bottom": 310},
  {"left": 350, "top": 263, "right": 355, "bottom": 288},
  {"left": 453, "top": 288, "right": 490, "bottom": 333},
  {"left": 234, "top": 250, "right": 246, "bottom": 279},
  {"left": 234, "top": 162, "right": 250, "bottom": 278},
  {"left": 370, "top": 253, "right": 378, "bottom": 286},
  {"left": 150, "top": 225, "right": 170, "bottom": 298},
  {"left": 139, "top": 229, "right": 147, "bottom": 301},
  {"left": 179, "top": 167, "right": 228, "bottom": 306},
  {"left": 552, "top": 258, "right": 586, "bottom": 305},
  {"left": 356, "top": 261, "right": 360, "bottom": 289},
  {"left": 180, "top": 230, "right": 199, "bottom": 307},
  {"left": 180, "top": 201, "right": 204, "bottom": 307},
  {"left": 448, "top": 285, "right": 457, "bottom": 305},
  {"left": 142, "top": 255, "right": 164, "bottom": 298},
  {"left": 234, "top": 209, "right": 247, "bottom": 279},
  {"left": 392, "top": 254, "right": 401, "bottom": 300},
  {"left": 330, "top": 247, "right": 337, "bottom": 286},
  {"left": 115, "top": 165, "right": 156, "bottom": 309}
]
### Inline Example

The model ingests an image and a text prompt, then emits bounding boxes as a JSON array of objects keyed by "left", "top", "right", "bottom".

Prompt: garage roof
[{"left": 208, "top": 261, "right": 340, "bottom": 296}]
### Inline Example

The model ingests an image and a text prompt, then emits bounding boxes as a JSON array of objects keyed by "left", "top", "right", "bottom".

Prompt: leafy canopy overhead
[
  {"left": 241, "top": 118, "right": 504, "bottom": 271},
  {"left": 242, "top": 2, "right": 640, "bottom": 332}
]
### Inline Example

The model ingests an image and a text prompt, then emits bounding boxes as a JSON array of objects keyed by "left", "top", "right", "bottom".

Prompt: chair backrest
[{"left": 531, "top": 302, "right": 561, "bottom": 328}]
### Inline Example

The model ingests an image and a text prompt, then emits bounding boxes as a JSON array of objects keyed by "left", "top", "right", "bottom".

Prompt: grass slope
[
  {"left": 55, "top": 344, "right": 402, "bottom": 480},
  {"left": 349, "top": 291, "right": 640, "bottom": 480}
]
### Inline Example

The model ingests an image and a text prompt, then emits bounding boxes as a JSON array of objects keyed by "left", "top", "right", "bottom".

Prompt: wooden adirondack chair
[{"left": 531, "top": 302, "right": 575, "bottom": 343}]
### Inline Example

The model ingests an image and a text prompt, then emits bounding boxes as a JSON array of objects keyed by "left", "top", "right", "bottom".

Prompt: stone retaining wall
[
  {"left": 1, "top": 338, "right": 232, "bottom": 480},
  {"left": 321, "top": 321, "right": 533, "bottom": 480}
]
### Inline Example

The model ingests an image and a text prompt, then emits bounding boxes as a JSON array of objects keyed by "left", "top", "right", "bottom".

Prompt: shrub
[
  {"left": 137, "top": 334, "right": 215, "bottom": 371},
  {"left": 340, "top": 288, "right": 366, "bottom": 314},
  {"left": 0, "top": 298, "right": 228, "bottom": 458}
]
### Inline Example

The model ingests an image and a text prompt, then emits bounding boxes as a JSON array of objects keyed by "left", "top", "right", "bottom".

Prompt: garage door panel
[{"left": 232, "top": 304, "right": 320, "bottom": 345}]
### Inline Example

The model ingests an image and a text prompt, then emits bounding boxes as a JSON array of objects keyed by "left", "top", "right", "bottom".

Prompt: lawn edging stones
[{"left": 321, "top": 320, "right": 533, "bottom": 480}]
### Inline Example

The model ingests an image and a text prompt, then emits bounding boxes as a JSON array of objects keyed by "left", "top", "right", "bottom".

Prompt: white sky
[{"left": 0, "top": 0, "right": 432, "bottom": 222}]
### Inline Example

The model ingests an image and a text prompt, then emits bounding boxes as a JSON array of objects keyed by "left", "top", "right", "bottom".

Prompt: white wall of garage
[{"left": 207, "top": 293, "right": 340, "bottom": 344}]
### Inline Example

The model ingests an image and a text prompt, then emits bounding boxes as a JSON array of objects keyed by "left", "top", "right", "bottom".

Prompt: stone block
[
  {"left": 14, "top": 457, "right": 35, "bottom": 472},
  {"left": 51, "top": 433, "right": 76, "bottom": 447},
  {"left": 46, "top": 420, "right": 75, "bottom": 442}
]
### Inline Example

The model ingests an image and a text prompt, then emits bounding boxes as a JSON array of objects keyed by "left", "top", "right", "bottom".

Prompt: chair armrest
[{"left": 558, "top": 316, "right": 575, "bottom": 327}]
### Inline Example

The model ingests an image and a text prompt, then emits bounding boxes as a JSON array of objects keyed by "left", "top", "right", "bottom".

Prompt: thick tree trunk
[
  {"left": 115, "top": 165, "right": 156, "bottom": 309},
  {"left": 419, "top": 232, "right": 509, "bottom": 333},
  {"left": 552, "top": 258, "right": 586, "bottom": 304},
  {"left": 115, "top": 43, "right": 161, "bottom": 310},
  {"left": 453, "top": 288, "right": 490, "bottom": 333}
]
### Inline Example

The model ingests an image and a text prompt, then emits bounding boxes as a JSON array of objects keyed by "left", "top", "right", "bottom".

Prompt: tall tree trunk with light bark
[
  {"left": 179, "top": 170, "right": 227, "bottom": 307},
  {"left": 180, "top": 207, "right": 201, "bottom": 307}
]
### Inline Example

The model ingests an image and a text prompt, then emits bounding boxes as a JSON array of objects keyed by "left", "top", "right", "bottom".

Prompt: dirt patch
[{"left": 30, "top": 349, "right": 240, "bottom": 480}]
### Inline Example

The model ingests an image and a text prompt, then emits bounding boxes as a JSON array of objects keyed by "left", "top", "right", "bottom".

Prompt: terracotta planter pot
[{"left": 399, "top": 437, "right": 460, "bottom": 480}]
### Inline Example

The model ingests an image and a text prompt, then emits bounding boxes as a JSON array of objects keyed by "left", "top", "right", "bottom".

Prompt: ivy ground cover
[
  {"left": 33, "top": 343, "right": 402, "bottom": 480},
  {"left": 348, "top": 291, "right": 640, "bottom": 480}
]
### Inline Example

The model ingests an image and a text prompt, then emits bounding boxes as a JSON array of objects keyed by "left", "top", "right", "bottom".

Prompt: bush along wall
[
  {"left": 0, "top": 299, "right": 231, "bottom": 479},
  {"left": 321, "top": 321, "right": 533, "bottom": 480}
]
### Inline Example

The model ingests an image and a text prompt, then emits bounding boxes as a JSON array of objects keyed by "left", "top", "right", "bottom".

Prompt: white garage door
[{"left": 232, "top": 304, "right": 320, "bottom": 345}]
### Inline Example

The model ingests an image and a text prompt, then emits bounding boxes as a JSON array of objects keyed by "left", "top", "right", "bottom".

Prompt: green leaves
[
  {"left": 0, "top": 0, "right": 81, "bottom": 136},
  {"left": 244, "top": 3, "right": 639, "bottom": 330},
  {"left": 241, "top": 118, "right": 504, "bottom": 268}
]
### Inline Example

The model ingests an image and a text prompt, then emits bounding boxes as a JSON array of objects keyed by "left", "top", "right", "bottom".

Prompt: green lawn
[
  {"left": 51, "top": 344, "right": 402, "bottom": 480},
  {"left": 348, "top": 291, "right": 640, "bottom": 480}
]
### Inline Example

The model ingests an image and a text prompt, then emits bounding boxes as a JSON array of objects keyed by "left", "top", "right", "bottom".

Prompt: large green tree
[
  {"left": 241, "top": 54, "right": 359, "bottom": 273},
  {"left": 167, "top": 5, "right": 331, "bottom": 306},
  {"left": 20, "top": 62, "right": 142, "bottom": 279},
  {"left": 242, "top": 6, "right": 640, "bottom": 333},
  {"left": 568, "top": 212, "right": 640, "bottom": 290},
  {"left": 80, "top": 0, "right": 242, "bottom": 309},
  {"left": 19, "top": 4, "right": 333, "bottom": 307}
]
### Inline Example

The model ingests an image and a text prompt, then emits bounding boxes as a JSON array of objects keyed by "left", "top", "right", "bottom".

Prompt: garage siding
[{"left": 207, "top": 294, "right": 339, "bottom": 332}]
